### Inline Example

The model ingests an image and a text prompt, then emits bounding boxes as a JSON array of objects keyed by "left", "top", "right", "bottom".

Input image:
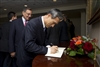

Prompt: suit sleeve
[
  {"left": 9, "top": 21, "right": 16, "bottom": 53},
  {"left": 25, "top": 21, "right": 47, "bottom": 54}
]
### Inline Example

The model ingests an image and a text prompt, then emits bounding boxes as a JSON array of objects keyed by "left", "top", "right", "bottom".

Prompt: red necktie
[{"left": 24, "top": 21, "right": 27, "bottom": 26}]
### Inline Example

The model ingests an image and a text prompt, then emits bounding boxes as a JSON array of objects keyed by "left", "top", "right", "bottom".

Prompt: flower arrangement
[{"left": 67, "top": 36, "right": 100, "bottom": 59}]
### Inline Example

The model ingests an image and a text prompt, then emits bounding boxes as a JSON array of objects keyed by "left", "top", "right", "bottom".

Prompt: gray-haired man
[{"left": 17, "top": 8, "right": 64, "bottom": 67}]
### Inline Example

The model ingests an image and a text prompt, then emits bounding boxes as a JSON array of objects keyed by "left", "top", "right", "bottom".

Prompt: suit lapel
[
  {"left": 38, "top": 17, "right": 45, "bottom": 42},
  {"left": 19, "top": 18, "right": 24, "bottom": 29}
]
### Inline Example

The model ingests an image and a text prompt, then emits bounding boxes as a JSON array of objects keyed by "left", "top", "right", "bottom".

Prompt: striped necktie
[{"left": 24, "top": 21, "right": 28, "bottom": 26}]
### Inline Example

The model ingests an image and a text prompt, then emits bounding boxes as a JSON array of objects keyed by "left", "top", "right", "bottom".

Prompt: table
[{"left": 32, "top": 42, "right": 99, "bottom": 67}]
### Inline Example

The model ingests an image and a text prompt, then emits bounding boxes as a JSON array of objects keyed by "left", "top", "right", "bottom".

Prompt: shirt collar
[
  {"left": 22, "top": 17, "right": 26, "bottom": 23},
  {"left": 41, "top": 16, "right": 45, "bottom": 28},
  {"left": 9, "top": 20, "right": 12, "bottom": 22}
]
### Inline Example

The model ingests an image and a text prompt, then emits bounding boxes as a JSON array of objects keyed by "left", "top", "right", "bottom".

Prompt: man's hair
[
  {"left": 22, "top": 7, "right": 32, "bottom": 12},
  {"left": 7, "top": 11, "right": 16, "bottom": 20},
  {"left": 47, "top": 8, "right": 64, "bottom": 21}
]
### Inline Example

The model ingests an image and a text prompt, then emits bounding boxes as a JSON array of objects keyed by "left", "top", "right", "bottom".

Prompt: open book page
[{"left": 45, "top": 47, "right": 66, "bottom": 58}]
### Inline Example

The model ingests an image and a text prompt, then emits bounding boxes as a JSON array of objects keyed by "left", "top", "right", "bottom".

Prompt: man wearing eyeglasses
[{"left": 9, "top": 7, "right": 32, "bottom": 66}]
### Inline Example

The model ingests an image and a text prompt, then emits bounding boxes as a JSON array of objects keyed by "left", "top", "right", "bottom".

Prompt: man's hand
[
  {"left": 50, "top": 46, "right": 58, "bottom": 54},
  {"left": 10, "top": 52, "right": 16, "bottom": 57}
]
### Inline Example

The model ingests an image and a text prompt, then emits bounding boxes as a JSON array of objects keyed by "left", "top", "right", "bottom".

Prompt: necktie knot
[{"left": 24, "top": 21, "right": 28, "bottom": 26}]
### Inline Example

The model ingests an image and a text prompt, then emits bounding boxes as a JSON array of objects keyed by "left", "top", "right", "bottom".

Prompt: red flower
[
  {"left": 83, "top": 42, "right": 93, "bottom": 52},
  {"left": 69, "top": 41, "right": 76, "bottom": 50}
]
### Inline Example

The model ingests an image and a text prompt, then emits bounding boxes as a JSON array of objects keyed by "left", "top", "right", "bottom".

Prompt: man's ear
[{"left": 47, "top": 13, "right": 51, "bottom": 17}]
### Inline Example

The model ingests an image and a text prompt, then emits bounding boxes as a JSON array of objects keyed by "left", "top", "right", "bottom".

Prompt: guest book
[{"left": 45, "top": 47, "right": 66, "bottom": 58}]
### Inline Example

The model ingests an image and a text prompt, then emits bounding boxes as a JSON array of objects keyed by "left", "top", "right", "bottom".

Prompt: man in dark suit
[
  {"left": 0, "top": 11, "right": 17, "bottom": 67},
  {"left": 9, "top": 8, "right": 32, "bottom": 66},
  {"left": 17, "top": 8, "right": 64, "bottom": 67}
]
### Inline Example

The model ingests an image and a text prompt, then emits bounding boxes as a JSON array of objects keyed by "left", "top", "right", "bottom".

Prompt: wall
[
  {"left": 91, "top": 21, "right": 100, "bottom": 66},
  {"left": 0, "top": 17, "right": 8, "bottom": 25},
  {"left": 87, "top": 1, "right": 100, "bottom": 65}
]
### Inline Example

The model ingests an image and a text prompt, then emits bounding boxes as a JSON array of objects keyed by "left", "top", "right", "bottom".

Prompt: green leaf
[
  {"left": 67, "top": 48, "right": 71, "bottom": 51},
  {"left": 69, "top": 51, "right": 76, "bottom": 56},
  {"left": 87, "top": 52, "right": 94, "bottom": 59},
  {"left": 96, "top": 50, "right": 100, "bottom": 54},
  {"left": 77, "top": 48, "right": 83, "bottom": 52},
  {"left": 76, "top": 48, "right": 84, "bottom": 55},
  {"left": 76, "top": 52, "right": 84, "bottom": 55}
]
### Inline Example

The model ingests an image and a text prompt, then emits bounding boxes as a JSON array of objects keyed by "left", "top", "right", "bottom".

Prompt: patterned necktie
[{"left": 24, "top": 21, "right": 28, "bottom": 26}]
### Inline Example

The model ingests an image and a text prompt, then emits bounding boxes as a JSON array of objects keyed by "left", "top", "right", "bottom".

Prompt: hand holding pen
[{"left": 50, "top": 43, "right": 58, "bottom": 54}]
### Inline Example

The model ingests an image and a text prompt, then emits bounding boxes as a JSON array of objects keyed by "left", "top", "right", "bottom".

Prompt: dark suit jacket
[
  {"left": 0, "top": 22, "right": 10, "bottom": 52},
  {"left": 17, "top": 17, "right": 48, "bottom": 67},
  {"left": 46, "top": 23, "right": 61, "bottom": 45},
  {"left": 69, "top": 24, "right": 75, "bottom": 38},
  {"left": 59, "top": 20, "right": 69, "bottom": 42},
  {"left": 9, "top": 18, "right": 25, "bottom": 53}
]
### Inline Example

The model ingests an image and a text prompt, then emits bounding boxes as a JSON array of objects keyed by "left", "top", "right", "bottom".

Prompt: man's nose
[{"left": 29, "top": 15, "right": 32, "bottom": 17}]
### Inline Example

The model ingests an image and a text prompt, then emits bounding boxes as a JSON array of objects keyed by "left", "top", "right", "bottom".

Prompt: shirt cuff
[
  {"left": 46, "top": 45, "right": 51, "bottom": 54},
  {"left": 47, "top": 47, "right": 51, "bottom": 54}
]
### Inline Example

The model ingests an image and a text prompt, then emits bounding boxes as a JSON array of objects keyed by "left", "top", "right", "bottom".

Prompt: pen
[
  {"left": 50, "top": 43, "right": 58, "bottom": 52},
  {"left": 50, "top": 43, "right": 53, "bottom": 46},
  {"left": 50, "top": 43, "right": 57, "bottom": 46}
]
